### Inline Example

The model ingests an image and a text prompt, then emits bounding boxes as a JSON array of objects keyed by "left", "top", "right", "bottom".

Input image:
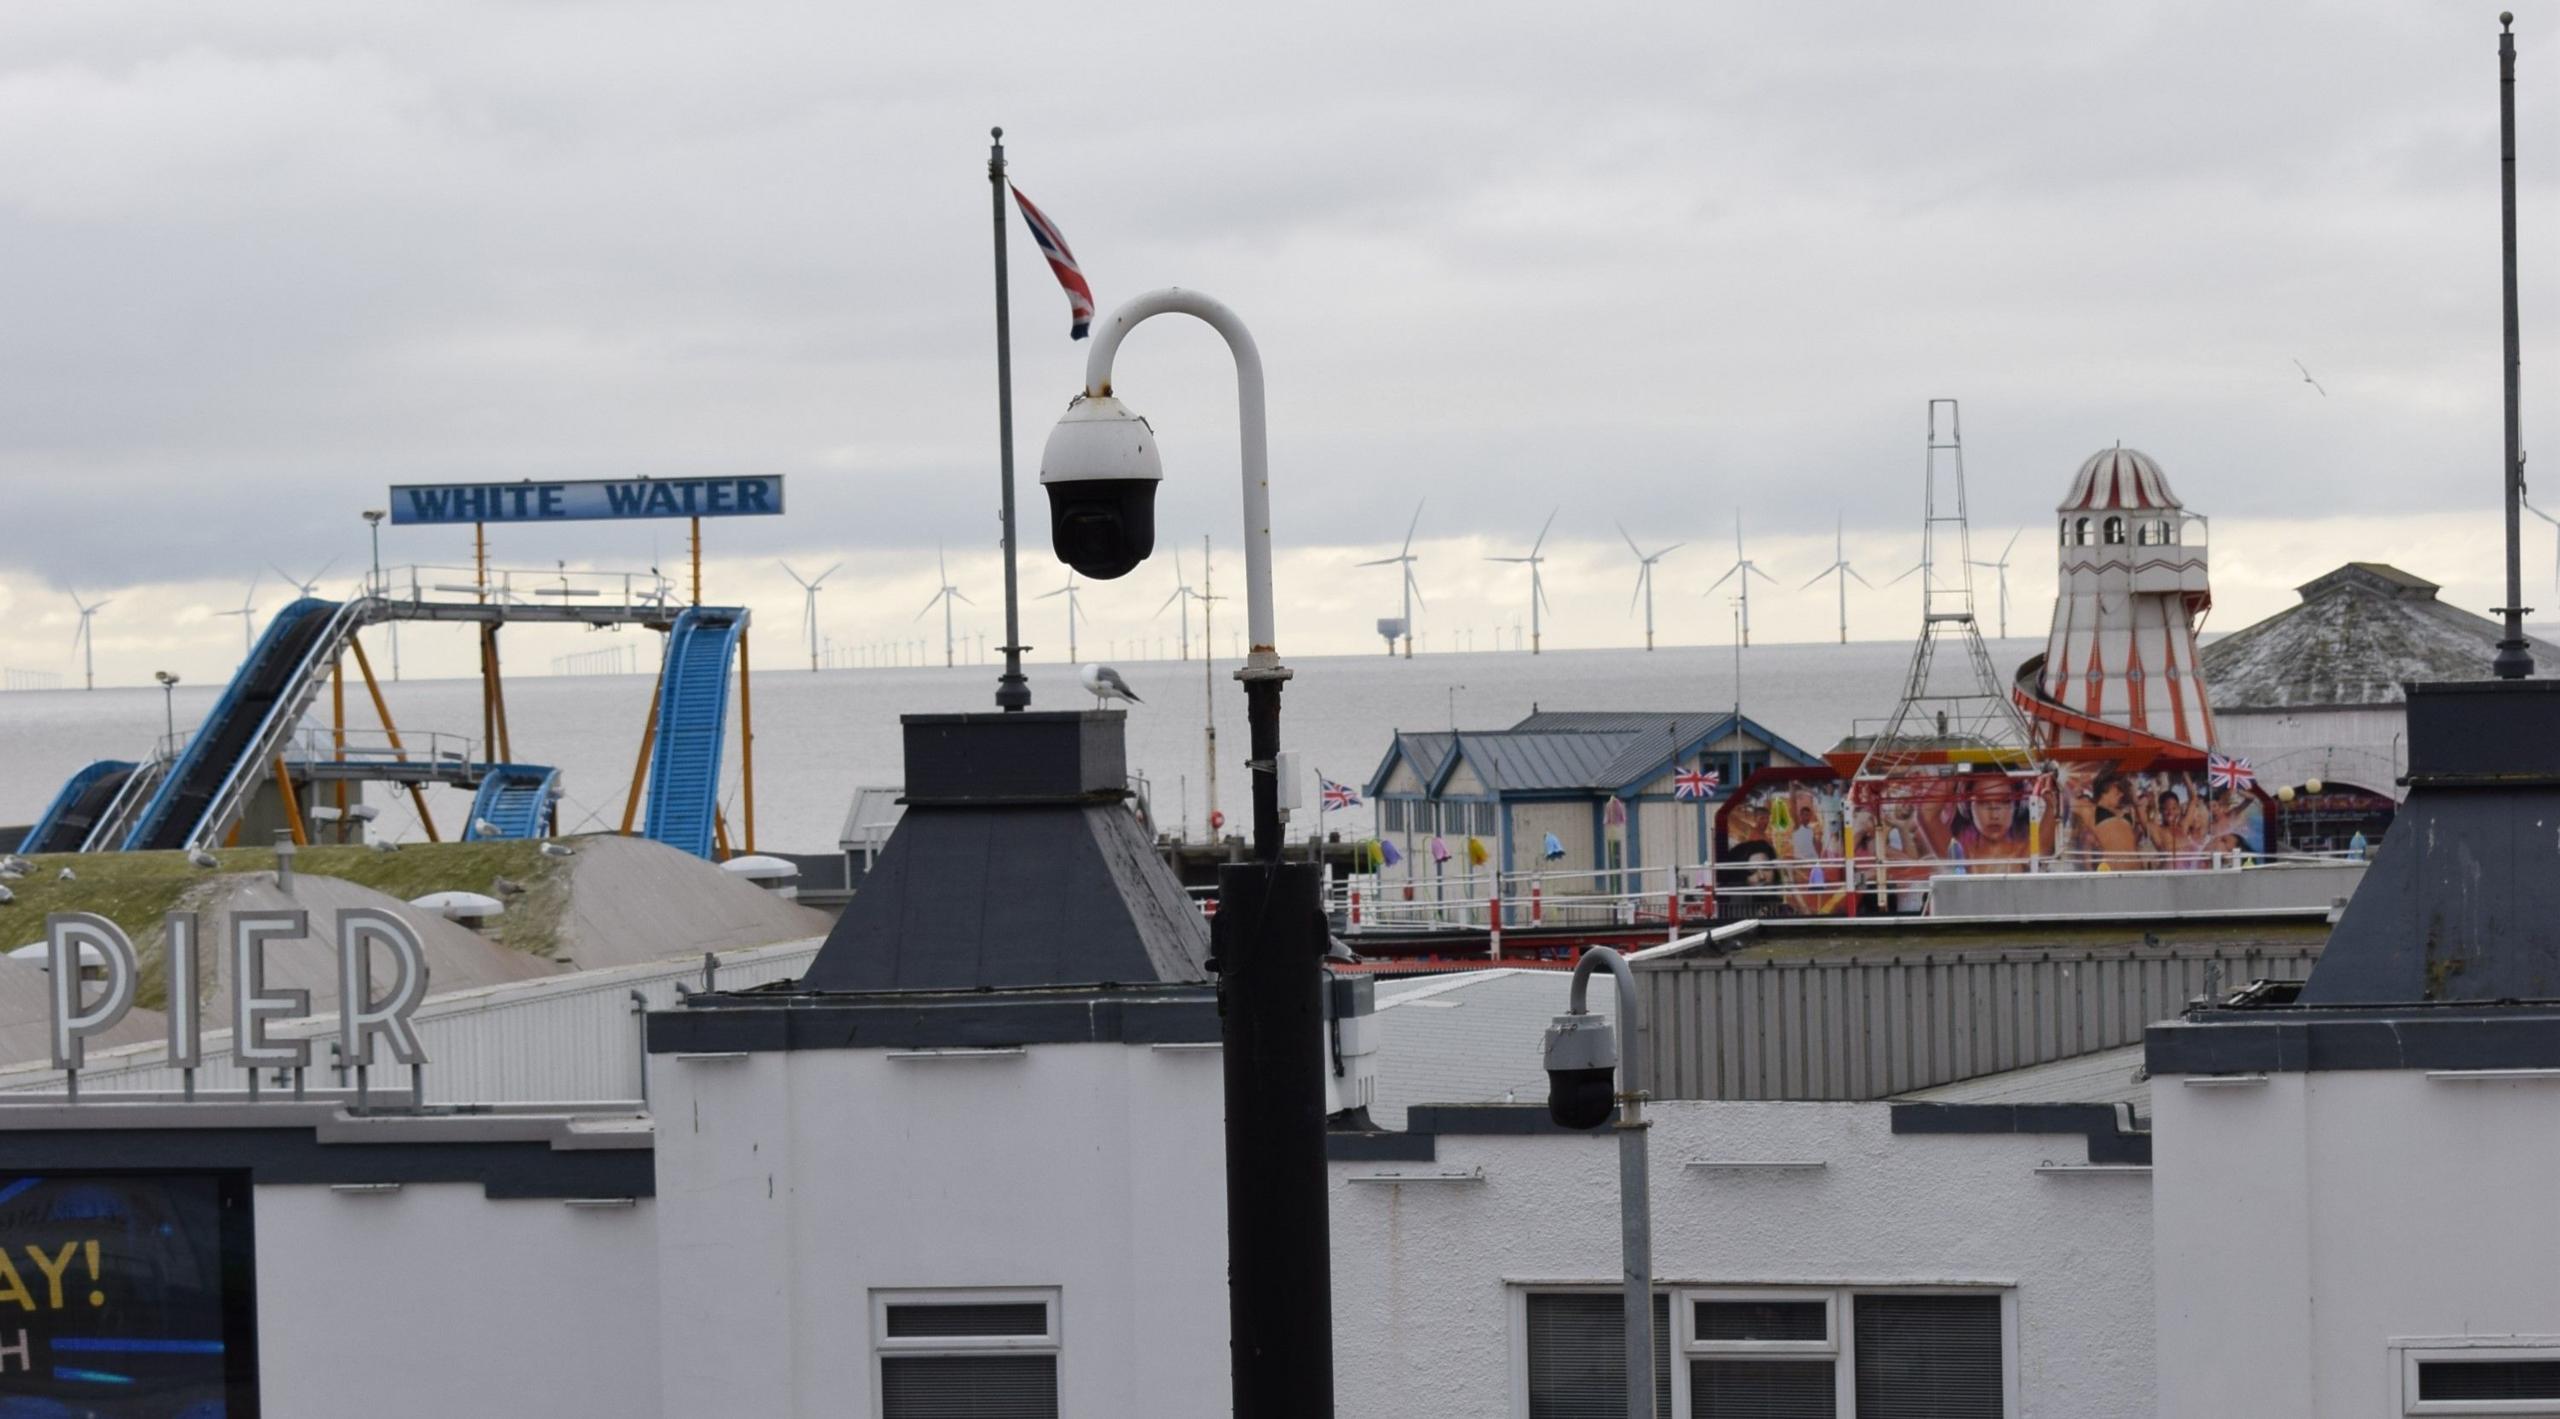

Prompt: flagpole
[{"left": 991, "top": 127, "right": 1031, "bottom": 711}]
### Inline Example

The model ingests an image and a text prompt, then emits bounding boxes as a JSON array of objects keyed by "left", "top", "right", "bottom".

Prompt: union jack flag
[
  {"left": 1672, "top": 766, "right": 1722, "bottom": 800},
  {"left": 1320, "top": 777, "right": 1360, "bottom": 810},
  {"left": 1010, "top": 186, "right": 1095, "bottom": 340},
  {"left": 2206, "top": 753, "right": 2256, "bottom": 790}
]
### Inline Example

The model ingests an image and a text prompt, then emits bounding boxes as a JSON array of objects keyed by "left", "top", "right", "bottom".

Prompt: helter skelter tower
[
  {"left": 1846, "top": 400, "right": 2046, "bottom": 790},
  {"left": 2022, "top": 446, "right": 2215, "bottom": 753}
]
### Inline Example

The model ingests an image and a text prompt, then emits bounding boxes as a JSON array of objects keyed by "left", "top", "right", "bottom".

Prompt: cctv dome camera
[
  {"left": 1041, "top": 394, "right": 1163, "bottom": 580},
  {"left": 1543, "top": 1012, "right": 1620, "bottom": 1131}
]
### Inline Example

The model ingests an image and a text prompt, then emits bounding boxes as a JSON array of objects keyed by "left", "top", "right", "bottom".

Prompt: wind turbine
[
  {"left": 1156, "top": 547, "right": 1200, "bottom": 660},
  {"left": 1703, "top": 513, "right": 1780, "bottom": 647},
  {"left": 271, "top": 558, "right": 337, "bottom": 598},
  {"left": 1038, "top": 571, "right": 1088, "bottom": 662},
  {"left": 1969, "top": 529, "right": 2024, "bottom": 639},
  {"left": 1618, "top": 522, "right": 1684, "bottom": 652},
  {"left": 1356, "top": 501, "right": 1426, "bottom": 659},
  {"left": 2528, "top": 497, "right": 2560, "bottom": 593},
  {"left": 783, "top": 560, "right": 844, "bottom": 672},
  {"left": 1486, "top": 509, "right": 1560, "bottom": 654},
  {"left": 1799, "top": 514, "right": 1874, "bottom": 645},
  {"left": 67, "top": 591, "right": 109, "bottom": 691},
  {"left": 915, "top": 548, "right": 973, "bottom": 668},
  {"left": 214, "top": 575, "right": 260, "bottom": 659}
]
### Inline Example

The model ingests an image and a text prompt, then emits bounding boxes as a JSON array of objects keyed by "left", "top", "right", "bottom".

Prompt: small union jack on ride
[
  {"left": 2206, "top": 753, "right": 2256, "bottom": 791},
  {"left": 1320, "top": 777, "right": 1361, "bottom": 810},
  {"left": 1672, "top": 766, "right": 1722, "bottom": 800}
]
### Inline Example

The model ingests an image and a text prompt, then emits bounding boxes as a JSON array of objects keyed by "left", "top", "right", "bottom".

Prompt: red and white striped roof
[{"left": 2058, "top": 446, "right": 2182, "bottom": 512}]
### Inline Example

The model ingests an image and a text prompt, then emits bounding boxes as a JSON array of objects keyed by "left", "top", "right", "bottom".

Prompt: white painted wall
[
  {"left": 2153, "top": 1069, "right": 2560, "bottom": 1418},
  {"left": 2211, "top": 705, "right": 2405, "bottom": 798},
  {"left": 254, "top": 1182, "right": 661, "bottom": 1419},
  {"left": 1330, "top": 1103, "right": 2154, "bottom": 1419},
  {"left": 651, "top": 1040, "right": 1229, "bottom": 1418}
]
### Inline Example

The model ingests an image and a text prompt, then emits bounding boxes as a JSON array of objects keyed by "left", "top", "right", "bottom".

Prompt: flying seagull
[
  {"left": 2293, "top": 359, "right": 2327, "bottom": 397},
  {"left": 1080, "top": 663, "right": 1141, "bottom": 708}
]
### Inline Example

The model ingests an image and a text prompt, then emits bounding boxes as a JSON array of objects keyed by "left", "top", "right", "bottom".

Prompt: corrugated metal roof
[
  {"left": 1369, "top": 969, "right": 1614, "bottom": 1129},
  {"left": 1459, "top": 732, "right": 1636, "bottom": 792},
  {"left": 1894, "top": 1043, "right": 2150, "bottom": 1115}
]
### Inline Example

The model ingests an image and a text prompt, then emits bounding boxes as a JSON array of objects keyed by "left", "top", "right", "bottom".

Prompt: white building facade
[{"left": 1328, "top": 1099, "right": 2156, "bottom": 1417}]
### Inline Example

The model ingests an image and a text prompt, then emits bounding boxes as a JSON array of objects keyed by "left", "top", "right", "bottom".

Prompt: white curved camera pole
[{"left": 1081, "top": 288, "right": 1292, "bottom": 859}]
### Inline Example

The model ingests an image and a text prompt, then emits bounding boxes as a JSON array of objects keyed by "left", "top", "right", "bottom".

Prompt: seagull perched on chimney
[{"left": 1079, "top": 663, "right": 1141, "bottom": 708}]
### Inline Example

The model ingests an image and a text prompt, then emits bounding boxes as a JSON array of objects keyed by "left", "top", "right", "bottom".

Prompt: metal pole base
[{"left": 1212, "top": 860, "right": 1335, "bottom": 1419}]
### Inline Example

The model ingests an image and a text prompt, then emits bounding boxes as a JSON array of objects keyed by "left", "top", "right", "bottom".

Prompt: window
[
  {"left": 2073, "top": 517, "right": 2092, "bottom": 546},
  {"left": 1383, "top": 798, "right": 1408, "bottom": 833},
  {"left": 2103, "top": 515, "right": 2127, "bottom": 545},
  {"left": 1473, "top": 801, "right": 1500, "bottom": 837},
  {"left": 875, "top": 1289, "right": 1059, "bottom": 1419},
  {"left": 1525, "top": 1288, "right": 2007, "bottom": 1418},
  {"left": 2135, "top": 520, "right": 2159, "bottom": 546},
  {"left": 2402, "top": 1343, "right": 2560, "bottom": 1414},
  {"left": 1525, "top": 1291, "right": 1672, "bottom": 1419}
]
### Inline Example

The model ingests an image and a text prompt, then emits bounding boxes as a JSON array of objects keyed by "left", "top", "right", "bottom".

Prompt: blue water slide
[
  {"left": 463, "top": 764, "right": 562, "bottom": 841},
  {"left": 17, "top": 760, "right": 137, "bottom": 854},
  {"left": 122, "top": 597, "right": 340, "bottom": 852},
  {"left": 641, "top": 607, "right": 747, "bottom": 859}
]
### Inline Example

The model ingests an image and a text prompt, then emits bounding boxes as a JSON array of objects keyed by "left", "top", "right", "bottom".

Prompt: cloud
[{"left": 0, "top": 0, "right": 2548, "bottom": 654}]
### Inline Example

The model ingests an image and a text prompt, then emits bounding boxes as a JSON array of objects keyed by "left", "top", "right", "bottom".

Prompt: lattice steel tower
[{"left": 1850, "top": 399, "right": 2043, "bottom": 789}]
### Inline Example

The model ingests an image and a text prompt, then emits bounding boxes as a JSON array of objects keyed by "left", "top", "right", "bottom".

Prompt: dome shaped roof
[{"left": 2059, "top": 446, "right": 2182, "bottom": 513}]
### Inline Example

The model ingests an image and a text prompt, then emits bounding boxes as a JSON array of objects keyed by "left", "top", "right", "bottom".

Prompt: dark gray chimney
[
  {"left": 2297, "top": 679, "right": 2560, "bottom": 1003},
  {"left": 795, "top": 711, "right": 1209, "bottom": 993}
]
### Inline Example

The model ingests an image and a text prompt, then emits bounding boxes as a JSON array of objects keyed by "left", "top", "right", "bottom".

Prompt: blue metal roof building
[{"left": 1359, "top": 709, "right": 1821, "bottom": 905}]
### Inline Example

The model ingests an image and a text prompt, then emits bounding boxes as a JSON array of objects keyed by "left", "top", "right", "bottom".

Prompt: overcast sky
[{"left": 0, "top": 0, "right": 2553, "bottom": 684}]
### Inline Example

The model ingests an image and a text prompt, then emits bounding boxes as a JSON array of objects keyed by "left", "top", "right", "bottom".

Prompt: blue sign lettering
[{"left": 386, "top": 477, "right": 788, "bottom": 525}]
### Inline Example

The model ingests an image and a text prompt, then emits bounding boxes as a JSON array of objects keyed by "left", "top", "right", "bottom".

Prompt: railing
[
  {"left": 1332, "top": 849, "right": 2364, "bottom": 935},
  {"left": 278, "top": 726, "right": 478, "bottom": 773},
  {"left": 2, "top": 668, "right": 62, "bottom": 692},
  {"left": 553, "top": 645, "right": 646, "bottom": 677},
  {"left": 374, "top": 564, "right": 675, "bottom": 614}
]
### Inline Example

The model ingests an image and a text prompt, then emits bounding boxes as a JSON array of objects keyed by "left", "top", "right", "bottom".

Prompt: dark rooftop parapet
[{"left": 2297, "top": 679, "right": 2560, "bottom": 1004}]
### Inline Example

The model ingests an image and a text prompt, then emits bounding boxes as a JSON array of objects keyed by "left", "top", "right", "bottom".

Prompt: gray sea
[{"left": 0, "top": 638, "right": 2057, "bottom": 851}]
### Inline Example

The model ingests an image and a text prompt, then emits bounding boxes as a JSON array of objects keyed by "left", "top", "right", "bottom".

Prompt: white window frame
[
  {"left": 872, "top": 1287, "right": 1062, "bottom": 1417},
  {"left": 1513, "top": 1283, "right": 2015, "bottom": 1419},
  {"left": 2398, "top": 1338, "right": 2560, "bottom": 1416}
]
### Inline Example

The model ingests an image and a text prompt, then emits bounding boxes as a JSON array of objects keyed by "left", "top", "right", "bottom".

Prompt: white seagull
[
  {"left": 539, "top": 841, "right": 576, "bottom": 859},
  {"left": 187, "top": 849, "right": 221, "bottom": 870},
  {"left": 1080, "top": 663, "right": 1141, "bottom": 708}
]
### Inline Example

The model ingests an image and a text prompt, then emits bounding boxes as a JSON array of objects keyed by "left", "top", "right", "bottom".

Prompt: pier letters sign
[{"left": 389, "top": 475, "right": 785, "bottom": 526}]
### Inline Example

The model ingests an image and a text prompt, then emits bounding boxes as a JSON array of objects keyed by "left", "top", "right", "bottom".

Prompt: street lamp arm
[
  {"left": 1568, "top": 945, "right": 1647, "bottom": 1097},
  {"left": 1083, "top": 288, "right": 1280, "bottom": 671}
]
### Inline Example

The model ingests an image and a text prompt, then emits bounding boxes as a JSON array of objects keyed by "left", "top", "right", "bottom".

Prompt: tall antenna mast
[
  {"left": 2493, "top": 13, "right": 2534, "bottom": 678},
  {"left": 1850, "top": 399, "right": 2043, "bottom": 792}
]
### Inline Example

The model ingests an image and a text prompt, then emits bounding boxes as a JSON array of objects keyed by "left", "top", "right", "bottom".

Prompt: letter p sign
[{"left": 45, "top": 914, "right": 137, "bottom": 1072}]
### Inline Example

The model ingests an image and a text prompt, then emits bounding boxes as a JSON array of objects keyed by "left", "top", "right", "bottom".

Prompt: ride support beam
[
  {"left": 349, "top": 635, "right": 439, "bottom": 842},
  {"left": 621, "top": 652, "right": 665, "bottom": 835},
  {"left": 272, "top": 758, "right": 308, "bottom": 847}
]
